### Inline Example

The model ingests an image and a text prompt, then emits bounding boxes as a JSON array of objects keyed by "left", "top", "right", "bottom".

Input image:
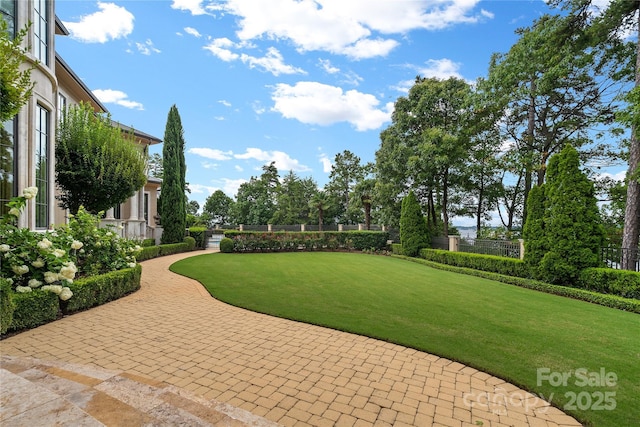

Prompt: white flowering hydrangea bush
[{"left": 1, "top": 189, "right": 141, "bottom": 301}]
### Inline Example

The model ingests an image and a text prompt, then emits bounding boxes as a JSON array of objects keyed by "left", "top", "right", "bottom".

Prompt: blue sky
[{"left": 53, "top": 0, "right": 625, "bottom": 225}]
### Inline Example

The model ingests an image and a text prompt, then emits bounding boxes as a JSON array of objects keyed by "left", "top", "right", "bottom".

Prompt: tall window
[
  {"left": 57, "top": 93, "right": 67, "bottom": 122},
  {"left": 33, "top": 0, "right": 48, "bottom": 64},
  {"left": 0, "top": 0, "right": 15, "bottom": 37},
  {"left": 35, "top": 105, "right": 49, "bottom": 228},
  {"left": 0, "top": 118, "right": 16, "bottom": 216}
]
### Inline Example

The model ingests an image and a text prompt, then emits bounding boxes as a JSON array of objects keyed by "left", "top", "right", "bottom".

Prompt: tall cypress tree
[
  {"left": 522, "top": 184, "right": 547, "bottom": 276},
  {"left": 160, "top": 105, "right": 186, "bottom": 244},
  {"left": 400, "top": 191, "right": 430, "bottom": 257},
  {"left": 538, "top": 144, "right": 605, "bottom": 284}
]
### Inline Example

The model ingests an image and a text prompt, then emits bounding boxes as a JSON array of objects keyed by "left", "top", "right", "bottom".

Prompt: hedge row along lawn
[{"left": 170, "top": 252, "right": 640, "bottom": 427}]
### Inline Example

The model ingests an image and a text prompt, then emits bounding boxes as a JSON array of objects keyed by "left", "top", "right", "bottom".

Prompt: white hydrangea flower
[
  {"left": 59, "top": 262, "right": 77, "bottom": 280},
  {"left": 8, "top": 207, "right": 20, "bottom": 216},
  {"left": 44, "top": 285, "right": 63, "bottom": 295},
  {"left": 127, "top": 262, "right": 136, "bottom": 268},
  {"left": 44, "top": 271, "right": 59, "bottom": 283},
  {"left": 71, "top": 240, "right": 83, "bottom": 250},
  {"left": 59, "top": 287, "right": 73, "bottom": 301},
  {"left": 6, "top": 278, "right": 13, "bottom": 285},
  {"left": 32, "top": 258, "right": 45, "bottom": 268},
  {"left": 12, "top": 265, "right": 29, "bottom": 275},
  {"left": 23, "top": 186, "right": 38, "bottom": 199},
  {"left": 0, "top": 244, "right": 10, "bottom": 252},
  {"left": 52, "top": 249, "right": 65, "bottom": 258},
  {"left": 28, "top": 279, "right": 42, "bottom": 288},
  {"left": 37, "top": 238, "right": 53, "bottom": 249},
  {"left": 15, "top": 286, "right": 32, "bottom": 293}
]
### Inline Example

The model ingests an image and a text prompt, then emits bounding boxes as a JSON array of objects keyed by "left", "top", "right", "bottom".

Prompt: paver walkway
[{"left": 1, "top": 250, "right": 582, "bottom": 426}]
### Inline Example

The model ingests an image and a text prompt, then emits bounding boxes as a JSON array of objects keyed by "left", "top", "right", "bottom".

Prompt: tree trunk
[
  {"left": 442, "top": 170, "right": 449, "bottom": 237},
  {"left": 621, "top": 10, "right": 640, "bottom": 270},
  {"left": 522, "top": 78, "right": 536, "bottom": 229},
  {"left": 318, "top": 209, "right": 324, "bottom": 232}
]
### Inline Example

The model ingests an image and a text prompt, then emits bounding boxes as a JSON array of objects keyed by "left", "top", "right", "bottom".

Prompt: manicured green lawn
[{"left": 170, "top": 252, "right": 640, "bottom": 427}]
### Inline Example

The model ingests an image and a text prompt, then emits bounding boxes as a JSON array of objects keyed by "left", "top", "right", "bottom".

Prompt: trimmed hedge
[
  {"left": 391, "top": 244, "right": 402, "bottom": 255},
  {"left": 188, "top": 227, "right": 207, "bottom": 249},
  {"left": 9, "top": 290, "right": 60, "bottom": 331},
  {"left": 136, "top": 239, "right": 194, "bottom": 261},
  {"left": 396, "top": 255, "right": 640, "bottom": 313},
  {"left": 223, "top": 231, "right": 389, "bottom": 253},
  {"left": 578, "top": 268, "right": 640, "bottom": 300},
  {"left": 0, "top": 278, "right": 15, "bottom": 335},
  {"left": 220, "top": 237, "right": 234, "bottom": 253},
  {"left": 420, "top": 248, "right": 531, "bottom": 278},
  {"left": 63, "top": 265, "right": 142, "bottom": 314},
  {"left": 141, "top": 238, "right": 156, "bottom": 247}
]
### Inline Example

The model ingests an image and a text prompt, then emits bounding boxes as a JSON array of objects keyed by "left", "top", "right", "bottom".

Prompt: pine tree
[
  {"left": 400, "top": 191, "right": 430, "bottom": 257},
  {"left": 538, "top": 144, "right": 605, "bottom": 284},
  {"left": 160, "top": 105, "right": 186, "bottom": 244}
]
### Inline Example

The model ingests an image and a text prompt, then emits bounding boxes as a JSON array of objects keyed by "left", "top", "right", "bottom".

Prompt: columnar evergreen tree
[
  {"left": 538, "top": 144, "right": 605, "bottom": 284},
  {"left": 400, "top": 191, "right": 430, "bottom": 257},
  {"left": 160, "top": 105, "right": 187, "bottom": 244},
  {"left": 522, "top": 184, "right": 547, "bottom": 273}
]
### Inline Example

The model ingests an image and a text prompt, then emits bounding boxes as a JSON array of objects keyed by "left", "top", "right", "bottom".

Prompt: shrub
[
  {"left": 9, "top": 290, "right": 59, "bottom": 332},
  {"left": 400, "top": 191, "right": 430, "bottom": 257},
  {"left": 220, "top": 237, "right": 234, "bottom": 253},
  {"left": 137, "top": 245, "right": 161, "bottom": 261},
  {"left": 391, "top": 243, "right": 402, "bottom": 255},
  {"left": 578, "top": 268, "right": 640, "bottom": 300},
  {"left": 222, "top": 231, "right": 389, "bottom": 253},
  {"left": 183, "top": 236, "right": 196, "bottom": 251},
  {"left": 141, "top": 238, "right": 156, "bottom": 247},
  {"left": 63, "top": 265, "right": 142, "bottom": 314},
  {"left": 188, "top": 227, "right": 207, "bottom": 249},
  {"left": 420, "top": 248, "right": 531, "bottom": 278},
  {"left": 159, "top": 242, "right": 191, "bottom": 256},
  {"left": 0, "top": 278, "right": 15, "bottom": 335}
]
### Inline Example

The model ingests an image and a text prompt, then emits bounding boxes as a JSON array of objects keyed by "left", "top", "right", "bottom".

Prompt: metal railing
[
  {"left": 459, "top": 238, "right": 521, "bottom": 259},
  {"left": 600, "top": 246, "right": 639, "bottom": 271},
  {"left": 431, "top": 236, "right": 449, "bottom": 250}
]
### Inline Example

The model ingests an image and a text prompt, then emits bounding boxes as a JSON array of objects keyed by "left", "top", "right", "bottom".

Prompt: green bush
[
  {"left": 397, "top": 255, "right": 640, "bottom": 313},
  {"left": 220, "top": 237, "right": 234, "bottom": 253},
  {"left": 420, "top": 248, "right": 531, "bottom": 278},
  {"left": 391, "top": 243, "right": 402, "bottom": 255},
  {"left": 137, "top": 245, "right": 161, "bottom": 261},
  {"left": 400, "top": 191, "right": 430, "bottom": 257},
  {"left": 188, "top": 227, "right": 207, "bottom": 249},
  {"left": 0, "top": 278, "right": 15, "bottom": 335},
  {"left": 63, "top": 265, "right": 142, "bottom": 314},
  {"left": 578, "top": 268, "right": 640, "bottom": 300},
  {"left": 9, "top": 290, "right": 59, "bottom": 332},
  {"left": 183, "top": 236, "right": 196, "bottom": 251},
  {"left": 222, "top": 231, "right": 389, "bottom": 253},
  {"left": 141, "top": 238, "right": 156, "bottom": 247}
]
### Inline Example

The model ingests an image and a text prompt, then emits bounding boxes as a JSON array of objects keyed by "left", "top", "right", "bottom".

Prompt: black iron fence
[
  {"left": 600, "top": 246, "right": 640, "bottom": 272},
  {"left": 459, "top": 238, "right": 521, "bottom": 259},
  {"left": 431, "top": 236, "right": 450, "bottom": 250}
]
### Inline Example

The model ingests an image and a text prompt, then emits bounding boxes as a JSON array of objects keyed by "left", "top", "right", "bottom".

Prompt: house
[{"left": 1, "top": 0, "right": 162, "bottom": 240}]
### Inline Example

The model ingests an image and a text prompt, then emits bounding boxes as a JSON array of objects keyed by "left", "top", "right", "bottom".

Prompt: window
[
  {"left": 33, "top": 0, "right": 48, "bottom": 64},
  {"left": 144, "top": 192, "right": 149, "bottom": 223},
  {"left": 0, "top": 0, "right": 15, "bottom": 37},
  {"left": 35, "top": 105, "right": 49, "bottom": 228},
  {"left": 57, "top": 93, "right": 67, "bottom": 122},
  {"left": 113, "top": 204, "right": 121, "bottom": 220},
  {"left": 0, "top": 118, "right": 16, "bottom": 216}
]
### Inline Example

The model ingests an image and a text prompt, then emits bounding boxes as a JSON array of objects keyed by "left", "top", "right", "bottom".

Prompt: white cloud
[
  {"left": 171, "top": 0, "right": 210, "bottom": 15},
  {"left": 318, "top": 59, "right": 340, "bottom": 74},
  {"left": 189, "top": 183, "right": 220, "bottom": 195},
  {"left": 63, "top": 2, "right": 134, "bottom": 43},
  {"left": 184, "top": 27, "right": 202, "bottom": 37},
  {"left": 235, "top": 165, "right": 244, "bottom": 172},
  {"left": 92, "top": 89, "right": 143, "bottom": 110},
  {"left": 271, "top": 81, "right": 393, "bottom": 131},
  {"left": 203, "top": 38, "right": 240, "bottom": 61},
  {"left": 240, "top": 47, "right": 305, "bottom": 76},
  {"left": 252, "top": 101, "right": 266, "bottom": 115},
  {"left": 188, "top": 147, "right": 233, "bottom": 160},
  {"left": 235, "top": 148, "right": 311, "bottom": 172},
  {"left": 136, "top": 39, "right": 161, "bottom": 55},
  {"left": 214, "top": 0, "right": 491, "bottom": 58},
  {"left": 319, "top": 154, "right": 332, "bottom": 173},
  {"left": 394, "top": 58, "right": 467, "bottom": 92},
  {"left": 221, "top": 178, "right": 247, "bottom": 197},
  {"left": 598, "top": 170, "right": 626, "bottom": 182},
  {"left": 218, "top": 100, "right": 232, "bottom": 107},
  {"left": 214, "top": 116, "right": 225, "bottom": 121}
]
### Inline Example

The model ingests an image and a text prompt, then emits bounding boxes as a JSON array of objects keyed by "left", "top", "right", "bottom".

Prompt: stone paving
[{"left": 0, "top": 249, "right": 582, "bottom": 426}]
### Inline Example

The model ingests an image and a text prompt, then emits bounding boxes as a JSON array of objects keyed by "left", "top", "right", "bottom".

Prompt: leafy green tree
[
  {"left": 271, "top": 171, "right": 316, "bottom": 224},
  {"left": 326, "top": 150, "right": 366, "bottom": 224},
  {"left": 55, "top": 102, "right": 146, "bottom": 214},
  {"left": 233, "top": 162, "right": 280, "bottom": 225},
  {"left": 0, "top": 20, "right": 34, "bottom": 125},
  {"left": 204, "top": 190, "right": 234, "bottom": 227},
  {"left": 538, "top": 144, "right": 605, "bottom": 284},
  {"left": 160, "top": 105, "right": 187, "bottom": 243},
  {"left": 147, "top": 152, "right": 163, "bottom": 178},
  {"left": 351, "top": 176, "right": 376, "bottom": 230},
  {"left": 309, "top": 190, "right": 332, "bottom": 231},
  {"left": 400, "top": 191, "right": 430, "bottom": 257}
]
